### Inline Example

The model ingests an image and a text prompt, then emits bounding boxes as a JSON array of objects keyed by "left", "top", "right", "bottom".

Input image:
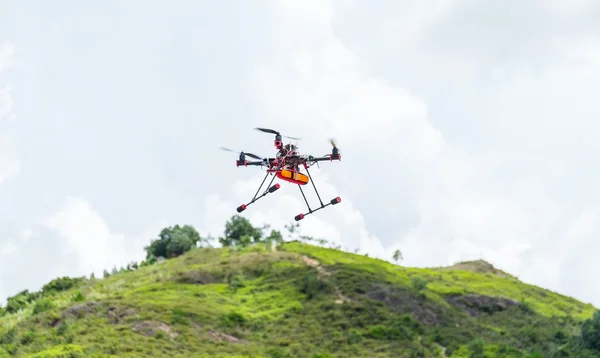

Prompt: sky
[{"left": 1, "top": 0, "right": 600, "bottom": 307}]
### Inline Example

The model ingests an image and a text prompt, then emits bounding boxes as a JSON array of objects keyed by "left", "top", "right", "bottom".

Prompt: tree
[
  {"left": 393, "top": 249, "right": 403, "bottom": 263},
  {"left": 284, "top": 222, "right": 300, "bottom": 241},
  {"left": 218, "top": 215, "right": 263, "bottom": 247},
  {"left": 581, "top": 310, "right": 600, "bottom": 351},
  {"left": 266, "top": 229, "right": 283, "bottom": 243},
  {"left": 144, "top": 224, "right": 203, "bottom": 259}
]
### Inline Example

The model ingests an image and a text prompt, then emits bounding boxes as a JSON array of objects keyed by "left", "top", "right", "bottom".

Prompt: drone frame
[{"left": 235, "top": 151, "right": 342, "bottom": 221}]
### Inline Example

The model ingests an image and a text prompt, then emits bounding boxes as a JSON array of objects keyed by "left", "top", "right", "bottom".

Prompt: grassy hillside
[{"left": 0, "top": 239, "right": 598, "bottom": 357}]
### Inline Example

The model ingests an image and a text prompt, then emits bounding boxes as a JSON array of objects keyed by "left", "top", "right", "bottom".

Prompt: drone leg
[
  {"left": 293, "top": 169, "right": 341, "bottom": 221},
  {"left": 251, "top": 172, "right": 270, "bottom": 202},
  {"left": 305, "top": 167, "right": 324, "bottom": 207},
  {"left": 298, "top": 184, "right": 312, "bottom": 212},
  {"left": 237, "top": 173, "right": 280, "bottom": 213}
]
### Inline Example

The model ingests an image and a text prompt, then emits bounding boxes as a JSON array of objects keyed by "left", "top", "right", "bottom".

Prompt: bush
[
  {"left": 5, "top": 290, "right": 40, "bottom": 313},
  {"left": 28, "top": 344, "right": 85, "bottom": 358},
  {"left": 42, "top": 276, "right": 85, "bottom": 295},
  {"left": 468, "top": 338, "right": 485, "bottom": 358},
  {"left": 581, "top": 310, "right": 600, "bottom": 351},
  {"left": 33, "top": 299, "right": 55, "bottom": 314},
  {"left": 412, "top": 277, "right": 428, "bottom": 292}
]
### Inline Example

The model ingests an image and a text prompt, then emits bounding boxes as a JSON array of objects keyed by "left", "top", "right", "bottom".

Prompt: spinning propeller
[
  {"left": 218, "top": 147, "right": 263, "bottom": 160},
  {"left": 255, "top": 127, "right": 301, "bottom": 141},
  {"left": 329, "top": 138, "right": 340, "bottom": 159}
]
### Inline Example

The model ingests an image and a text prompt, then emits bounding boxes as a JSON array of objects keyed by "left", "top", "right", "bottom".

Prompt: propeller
[
  {"left": 329, "top": 138, "right": 338, "bottom": 149},
  {"left": 329, "top": 138, "right": 340, "bottom": 157},
  {"left": 254, "top": 127, "right": 301, "bottom": 140},
  {"left": 218, "top": 146, "right": 263, "bottom": 160}
]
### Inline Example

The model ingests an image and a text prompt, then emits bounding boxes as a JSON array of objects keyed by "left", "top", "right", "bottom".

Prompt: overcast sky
[{"left": 1, "top": 0, "right": 600, "bottom": 307}]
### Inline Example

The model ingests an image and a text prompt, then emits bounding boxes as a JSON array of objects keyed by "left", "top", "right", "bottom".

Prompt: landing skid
[
  {"left": 236, "top": 172, "right": 280, "bottom": 213},
  {"left": 294, "top": 167, "right": 341, "bottom": 221},
  {"left": 236, "top": 167, "right": 341, "bottom": 220}
]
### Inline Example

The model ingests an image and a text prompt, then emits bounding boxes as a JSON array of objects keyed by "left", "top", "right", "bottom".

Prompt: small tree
[
  {"left": 145, "top": 224, "right": 203, "bottom": 259},
  {"left": 218, "top": 215, "right": 263, "bottom": 247},
  {"left": 393, "top": 249, "right": 403, "bottom": 263},
  {"left": 284, "top": 222, "right": 300, "bottom": 241}
]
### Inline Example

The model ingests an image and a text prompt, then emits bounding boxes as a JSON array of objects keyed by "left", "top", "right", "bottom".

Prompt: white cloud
[
  {"left": 41, "top": 197, "right": 131, "bottom": 276},
  {"left": 0, "top": 41, "right": 19, "bottom": 185},
  {"left": 0, "top": 242, "right": 17, "bottom": 256},
  {"left": 0, "top": 42, "right": 13, "bottom": 73}
]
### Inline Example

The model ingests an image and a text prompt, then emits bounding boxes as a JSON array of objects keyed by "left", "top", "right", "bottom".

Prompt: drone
[{"left": 219, "top": 127, "right": 342, "bottom": 221}]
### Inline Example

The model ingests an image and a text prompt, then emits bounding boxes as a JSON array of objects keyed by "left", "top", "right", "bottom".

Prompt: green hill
[{"left": 0, "top": 222, "right": 599, "bottom": 357}]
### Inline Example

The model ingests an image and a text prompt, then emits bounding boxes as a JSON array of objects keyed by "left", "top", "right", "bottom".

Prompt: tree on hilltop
[
  {"left": 218, "top": 215, "right": 264, "bottom": 247},
  {"left": 393, "top": 249, "right": 403, "bottom": 263},
  {"left": 144, "top": 224, "right": 205, "bottom": 260}
]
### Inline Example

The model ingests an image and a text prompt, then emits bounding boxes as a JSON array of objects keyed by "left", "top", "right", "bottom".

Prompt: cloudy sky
[{"left": 1, "top": 0, "right": 600, "bottom": 307}]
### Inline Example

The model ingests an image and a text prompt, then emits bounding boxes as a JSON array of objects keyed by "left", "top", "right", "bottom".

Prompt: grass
[{"left": 0, "top": 240, "right": 597, "bottom": 357}]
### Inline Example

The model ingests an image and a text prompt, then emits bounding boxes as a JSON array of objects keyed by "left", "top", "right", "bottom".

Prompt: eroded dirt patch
[
  {"left": 62, "top": 301, "right": 99, "bottom": 319},
  {"left": 131, "top": 321, "right": 177, "bottom": 338},
  {"left": 50, "top": 301, "right": 100, "bottom": 327},
  {"left": 107, "top": 306, "right": 137, "bottom": 324},
  {"left": 207, "top": 329, "right": 248, "bottom": 345},
  {"left": 444, "top": 294, "right": 519, "bottom": 316},
  {"left": 300, "top": 255, "right": 349, "bottom": 304},
  {"left": 367, "top": 286, "right": 440, "bottom": 325}
]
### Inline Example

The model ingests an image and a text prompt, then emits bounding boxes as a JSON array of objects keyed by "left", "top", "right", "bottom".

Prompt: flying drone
[{"left": 219, "top": 127, "right": 342, "bottom": 221}]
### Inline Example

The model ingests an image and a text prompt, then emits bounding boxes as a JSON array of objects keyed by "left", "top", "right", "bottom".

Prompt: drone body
[{"left": 220, "top": 127, "right": 342, "bottom": 221}]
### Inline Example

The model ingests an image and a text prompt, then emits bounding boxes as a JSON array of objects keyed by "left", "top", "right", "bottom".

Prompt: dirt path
[{"left": 301, "top": 255, "right": 349, "bottom": 304}]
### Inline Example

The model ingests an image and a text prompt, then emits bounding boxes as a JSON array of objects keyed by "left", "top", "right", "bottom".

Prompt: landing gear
[
  {"left": 237, "top": 172, "right": 280, "bottom": 212},
  {"left": 294, "top": 167, "right": 341, "bottom": 221}
]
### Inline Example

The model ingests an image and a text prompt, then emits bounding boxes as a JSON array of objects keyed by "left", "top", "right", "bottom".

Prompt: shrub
[
  {"left": 412, "top": 277, "right": 428, "bottom": 292},
  {"left": 581, "top": 310, "right": 600, "bottom": 351},
  {"left": 5, "top": 290, "right": 40, "bottom": 313},
  {"left": 33, "top": 299, "right": 55, "bottom": 314},
  {"left": 42, "top": 276, "right": 85, "bottom": 295}
]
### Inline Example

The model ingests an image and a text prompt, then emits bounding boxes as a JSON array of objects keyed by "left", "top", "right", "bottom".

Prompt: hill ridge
[{"left": 432, "top": 259, "right": 516, "bottom": 279}]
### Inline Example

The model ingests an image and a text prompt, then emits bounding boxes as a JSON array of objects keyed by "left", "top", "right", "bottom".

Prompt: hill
[
  {"left": 432, "top": 260, "right": 515, "bottom": 279},
  {"left": 0, "top": 224, "right": 599, "bottom": 357}
]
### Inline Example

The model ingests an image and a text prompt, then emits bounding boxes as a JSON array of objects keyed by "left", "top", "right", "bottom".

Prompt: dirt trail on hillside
[{"left": 301, "top": 255, "right": 349, "bottom": 304}]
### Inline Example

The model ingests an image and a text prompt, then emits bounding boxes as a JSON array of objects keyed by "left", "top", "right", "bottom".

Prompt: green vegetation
[{"left": 0, "top": 215, "right": 598, "bottom": 357}]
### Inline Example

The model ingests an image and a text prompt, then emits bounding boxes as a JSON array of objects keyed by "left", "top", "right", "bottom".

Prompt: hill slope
[{"left": 0, "top": 241, "right": 597, "bottom": 357}]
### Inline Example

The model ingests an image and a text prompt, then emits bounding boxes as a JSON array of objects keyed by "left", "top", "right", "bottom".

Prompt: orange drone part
[{"left": 276, "top": 169, "right": 309, "bottom": 185}]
